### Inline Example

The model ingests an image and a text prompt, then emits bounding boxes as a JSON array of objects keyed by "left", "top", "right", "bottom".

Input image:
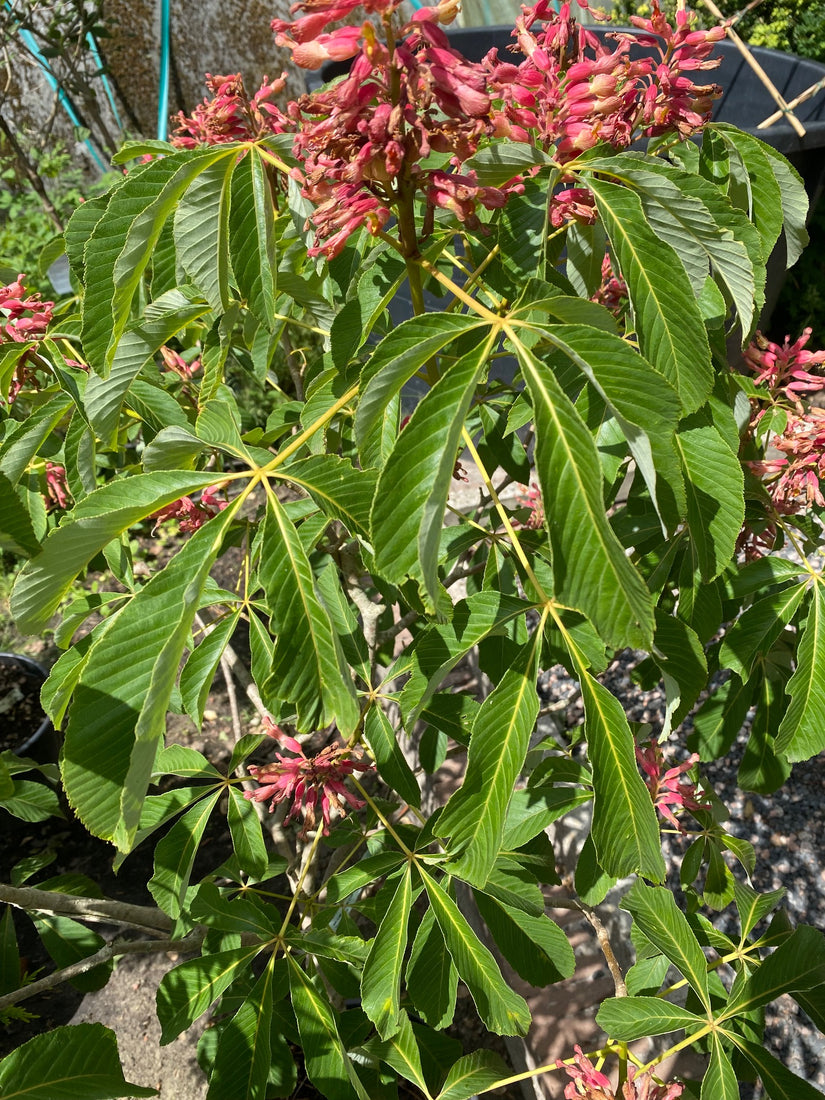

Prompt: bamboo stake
[
  {"left": 759, "top": 76, "right": 825, "bottom": 129},
  {"left": 700, "top": 0, "right": 807, "bottom": 139}
]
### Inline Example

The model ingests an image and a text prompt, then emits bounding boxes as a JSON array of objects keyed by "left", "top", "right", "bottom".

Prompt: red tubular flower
[
  {"left": 0, "top": 274, "right": 54, "bottom": 343},
  {"left": 744, "top": 328, "right": 825, "bottom": 398},
  {"left": 172, "top": 72, "right": 292, "bottom": 147},
  {"left": 151, "top": 485, "right": 228, "bottom": 533},
  {"left": 245, "top": 718, "right": 374, "bottom": 836},
  {"left": 44, "top": 463, "right": 71, "bottom": 511},
  {"left": 636, "top": 741, "right": 710, "bottom": 832}
]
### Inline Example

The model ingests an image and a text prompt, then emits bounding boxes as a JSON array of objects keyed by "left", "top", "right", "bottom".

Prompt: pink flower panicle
[
  {"left": 636, "top": 741, "right": 710, "bottom": 831},
  {"left": 515, "top": 481, "right": 545, "bottom": 529},
  {"left": 151, "top": 485, "right": 228, "bottom": 533},
  {"left": 743, "top": 329, "right": 825, "bottom": 517},
  {"left": 1, "top": 275, "right": 55, "bottom": 402},
  {"left": 0, "top": 274, "right": 54, "bottom": 343},
  {"left": 744, "top": 327, "right": 825, "bottom": 399},
  {"left": 172, "top": 72, "right": 293, "bottom": 147},
  {"left": 556, "top": 1046, "right": 684, "bottom": 1099},
  {"left": 244, "top": 717, "right": 374, "bottom": 836}
]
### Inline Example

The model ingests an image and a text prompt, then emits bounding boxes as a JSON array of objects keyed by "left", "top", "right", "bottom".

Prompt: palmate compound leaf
[
  {"left": 775, "top": 580, "right": 825, "bottom": 762},
  {"left": 371, "top": 333, "right": 496, "bottom": 607},
  {"left": 419, "top": 867, "right": 531, "bottom": 1037},
  {"left": 0, "top": 1023, "right": 158, "bottom": 1100},
  {"left": 258, "top": 495, "right": 360, "bottom": 734},
  {"left": 433, "top": 630, "right": 541, "bottom": 888},
  {"left": 61, "top": 500, "right": 240, "bottom": 849},
  {"left": 11, "top": 471, "right": 224, "bottom": 634},
  {"left": 81, "top": 146, "right": 237, "bottom": 374},
  {"left": 510, "top": 333, "right": 654, "bottom": 650},
  {"left": 584, "top": 177, "right": 713, "bottom": 414}
]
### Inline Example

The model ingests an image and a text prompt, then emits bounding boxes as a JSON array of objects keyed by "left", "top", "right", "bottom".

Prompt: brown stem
[
  {"left": 0, "top": 933, "right": 205, "bottom": 1013},
  {"left": 0, "top": 883, "right": 172, "bottom": 935}
]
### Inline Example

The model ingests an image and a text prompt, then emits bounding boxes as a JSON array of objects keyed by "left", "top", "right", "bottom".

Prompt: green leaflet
[
  {"left": 675, "top": 410, "right": 744, "bottom": 583},
  {"left": 725, "top": 1034, "right": 825, "bottom": 1100},
  {"left": 226, "top": 787, "right": 270, "bottom": 880},
  {"left": 473, "top": 891, "right": 574, "bottom": 986},
  {"left": 528, "top": 321, "right": 683, "bottom": 525},
  {"left": 229, "top": 147, "right": 279, "bottom": 329},
  {"left": 361, "top": 863, "right": 414, "bottom": 1038},
  {"left": 11, "top": 471, "right": 223, "bottom": 634},
  {"left": 596, "top": 996, "right": 704, "bottom": 1042},
  {"left": 180, "top": 610, "right": 242, "bottom": 729},
  {"left": 60, "top": 502, "right": 239, "bottom": 848},
  {"left": 371, "top": 335, "right": 494, "bottom": 605},
  {"left": 206, "top": 960, "right": 292, "bottom": 1100},
  {"left": 621, "top": 882, "right": 710, "bottom": 1010},
  {"left": 579, "top": 665, "right": 664, "bottom": 882},
  {"left": 586, "top": 176, "right": 713, "bottom": 414},
  {"left": 512, "top": 335, "right": 654, "bottom": 650},
  {"left": 419, "top": 867, "right": 531, "bottom": 1037},
  {"left": 84, "top": 289, "right": 210, "bottom": 445},
  {"left": 157, "top": 943, "right": 264, "bottom": 1044},
  {"left": 775, "top": 580, "right": 825, "bottom": 761},
  {"left": 0, "top": 470, "right": 40, "bottom": 557},
  {"left": 174, "top": 155, "right": 235, "bottom": 312},
  {"left": 719, "top": 583, "right": 807, "bottom": 681},
  {"left": 399, "top": 592, "right": 529, "bottom": 726},
  {"left": 287, "top": 955, "right": 363, "bottom": 1100},
  {"left": 0, "top": 393, "right": 73, "bottom": 488},
  {"left": 361, "top": 1011, "right": 433, "bottom": 1100},
  {"left": 651, "top": 610, "right": 707, "bottom": 736},
  {"left": 148, "top": 790, "right": 222, "bottom": 918},
  {"left": 435, "top": 1051, "right": 511, "bottom": 1100},
  {"left": 0, "top": 1023, "right": 157, "bottom": 1099},
  {"left": 434, "top": 632, "right": 541, "bottom": 887},
  {"left": 258, "top": 495, "right": 360, "bottom": 734},
  {"left": 739, "top": 668, "right": 792, "bottom": 794},
  {"left": 702, "top": 1033, "right": 739, "bottom": 1100},
  {"left": 405, "top": 907, "right": 458, "bottom": 1030},
  {"left": 355, "top": 313, "right": 485, "bottom": 465},
  {"left": 364, "top": 706, "right": 420, "bottom": 808}
]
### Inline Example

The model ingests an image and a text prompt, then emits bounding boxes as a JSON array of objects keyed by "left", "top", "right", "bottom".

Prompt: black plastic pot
[{"left": 0, "top": 652, "right": 59, "bottom": 763}]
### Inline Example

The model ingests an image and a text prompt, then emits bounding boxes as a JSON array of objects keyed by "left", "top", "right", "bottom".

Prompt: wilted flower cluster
[
  {"left": 151, "top": 485, "right": 228, "bottom": 533},
  {"left": 636, "top": 740, "right": 710, "bottom": 831},
  {"left": 245, "top": 717, "right": 373, "bottom": 836},
  {"left": 592, "top": 252, "right": 628, "bottom": 318},
  {"left": 743, "top": 328, "right": 825, "bottom": 514},
  {"left": 557, "top": 1046, "right": 684, "bottom": 1099},
  {"left": 44, "top": 463, "right": 71, "bottom": 511}
]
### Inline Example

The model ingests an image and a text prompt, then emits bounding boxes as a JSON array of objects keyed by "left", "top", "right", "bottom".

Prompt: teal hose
[
  {"left": 157, "top": 0, "right": 171, "bottom": 140},
  {"left": 85, "top": 30, "right": 123, "bottom": 131}
]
